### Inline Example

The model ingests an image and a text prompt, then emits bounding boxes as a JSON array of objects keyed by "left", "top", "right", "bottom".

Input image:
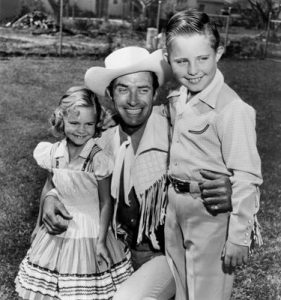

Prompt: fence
[{"left": 264, "top": 17, "right": 281, "bottom": 60}]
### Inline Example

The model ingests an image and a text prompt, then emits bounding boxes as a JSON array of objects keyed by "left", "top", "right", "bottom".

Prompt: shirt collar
[
  {"left": 166, "top": 69, "right": 224, "bottom": 109},
  {"left": 54, "top": 138, "right": 97, "bottom": 159}
]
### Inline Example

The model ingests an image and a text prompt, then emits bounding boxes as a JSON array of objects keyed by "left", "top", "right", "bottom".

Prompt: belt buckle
[{"left": 174, "top": 181, "right": 181, "bottom": 193}]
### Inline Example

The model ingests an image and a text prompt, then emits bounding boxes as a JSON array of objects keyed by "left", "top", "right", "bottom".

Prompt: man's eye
[
  {"left": 118, "top": 87, "right": 128, "bottom": 93},
  {"left": 139, "top": 88, "right": 149, "bottom": 94}
]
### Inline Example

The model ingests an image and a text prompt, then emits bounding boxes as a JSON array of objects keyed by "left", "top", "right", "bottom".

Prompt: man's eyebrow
[{"left": 115, "top": 83, "right": 128, "bottom": 88}]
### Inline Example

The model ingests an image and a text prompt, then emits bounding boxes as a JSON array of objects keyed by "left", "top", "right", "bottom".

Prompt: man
[{"left": 41, "top": 47, "right": 233, "bottom": 300}]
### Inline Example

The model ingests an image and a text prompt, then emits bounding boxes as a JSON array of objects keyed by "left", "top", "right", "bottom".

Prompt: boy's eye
[
  {"left": 86, "top": 123, "right": 95, "bottom": 126},
  {"left": 199, "top": 56, "right": 209, "bottom": 61}
]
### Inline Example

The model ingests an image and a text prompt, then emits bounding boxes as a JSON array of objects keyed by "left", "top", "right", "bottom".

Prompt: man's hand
[
  {"left": 42, "top": 195, "right": 73, "bottom": 235},
  {"left": 222, "top": 240, "right": 249, "bottom": 273},
  {"left": 96, "top": 240, "right": 112, "bottom": 268},
  {"left": 199, "top": 169, "right": 232, "bottom": 215}
]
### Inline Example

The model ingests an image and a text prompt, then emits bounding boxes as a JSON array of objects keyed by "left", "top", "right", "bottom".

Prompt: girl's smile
[{"left": 63, "top": 106, "right": 97, "bottom": 152}]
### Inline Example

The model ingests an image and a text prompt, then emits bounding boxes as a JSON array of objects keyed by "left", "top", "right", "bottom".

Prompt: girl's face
[
  {"left": 167, "top": 33, "right": 224, "bottom": 95},
  {"left": 63, "top": 106, "right": 97, "bottom": 147}
]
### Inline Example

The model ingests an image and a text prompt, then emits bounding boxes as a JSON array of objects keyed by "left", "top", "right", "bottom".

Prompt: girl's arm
[
  {"left": 30, "top": 173, "right": 54, "bottom": 242},
  {"left": 97, "top": 176, "right": 113, "bottom": 267}
]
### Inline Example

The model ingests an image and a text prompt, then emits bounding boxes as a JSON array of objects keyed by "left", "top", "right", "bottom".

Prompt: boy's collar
[{"left": 167, "top": 69, "right": 224, "bottom": 109}]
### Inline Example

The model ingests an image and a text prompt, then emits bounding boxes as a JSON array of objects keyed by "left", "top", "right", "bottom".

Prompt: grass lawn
[{"left": 0, "top": 56, "right": 280, "bottom": 299}]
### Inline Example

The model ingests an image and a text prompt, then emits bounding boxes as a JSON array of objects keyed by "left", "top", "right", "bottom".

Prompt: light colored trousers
[
  {"left": 113, "top": 254, "right": 175, "bottom": 300},
  {"left": 165, "top": 186, "right": 234, "bottom": 300}
]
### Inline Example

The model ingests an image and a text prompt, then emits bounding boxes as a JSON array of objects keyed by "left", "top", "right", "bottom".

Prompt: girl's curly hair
[{"left": 50, "top": 86, "right": 104, "bottom": 138}]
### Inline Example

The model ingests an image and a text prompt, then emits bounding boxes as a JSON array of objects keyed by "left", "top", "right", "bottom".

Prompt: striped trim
[{"left": 16, "top": 252, "right": 133, "bottom": 300}]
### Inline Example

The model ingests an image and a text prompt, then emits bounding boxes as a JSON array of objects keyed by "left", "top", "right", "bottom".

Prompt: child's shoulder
[
  {"left": 33, "top": 140, "right": 61, "bottom": 170},
  {"left": 96, "top": 126, "right": 118, "bottom": 156},
  {"left": 216, "top": 83, "right": 254, "bottom": 114}
]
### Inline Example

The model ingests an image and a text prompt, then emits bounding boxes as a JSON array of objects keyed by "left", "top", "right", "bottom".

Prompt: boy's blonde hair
[
  {"left": 50, "top": 86, "right": 103, "bottom": 138},
  {"left": 166, "top": 9, "right": 221, "bottom": 51}
]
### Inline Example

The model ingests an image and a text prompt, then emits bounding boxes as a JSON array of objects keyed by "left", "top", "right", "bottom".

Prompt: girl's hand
[
  {"left": 222, "top": 240, "right": 249, "bottom": 272},
  {"left": 96, "top": 241, "right": 112, "bottom": 268}
]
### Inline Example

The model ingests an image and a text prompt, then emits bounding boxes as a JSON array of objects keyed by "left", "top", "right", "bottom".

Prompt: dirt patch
[{"left": 0, "top": 26, "right": 145, "bottom": 58}]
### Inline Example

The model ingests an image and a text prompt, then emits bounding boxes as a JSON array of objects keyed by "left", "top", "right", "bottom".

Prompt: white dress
[{"left": 15, "top": 138, "right": 133, "bottom": 300}]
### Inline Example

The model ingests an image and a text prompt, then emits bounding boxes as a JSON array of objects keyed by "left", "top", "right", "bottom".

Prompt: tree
[
  {"left": 246, "top": 0, "right": 277, "bottom": 27},
  {"left": 46, "top": 0, "right": 68, "bottom": 27},
  {"left": 96, "top": 0, "right": 109, "bottom": 21}
]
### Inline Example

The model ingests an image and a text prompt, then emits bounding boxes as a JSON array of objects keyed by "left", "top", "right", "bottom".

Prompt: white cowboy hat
[{"left": 84, "top": 46, "right": 172, "bottom": 96}]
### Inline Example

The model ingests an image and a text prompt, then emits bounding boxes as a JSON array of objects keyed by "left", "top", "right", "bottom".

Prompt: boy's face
[{"left": 167, "top": 34, "right": 224, "bottom": 95}]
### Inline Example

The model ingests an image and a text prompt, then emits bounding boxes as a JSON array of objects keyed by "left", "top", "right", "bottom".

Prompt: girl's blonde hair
[{"left": 50, "top": 86, "right": 103, "bottom": 138}]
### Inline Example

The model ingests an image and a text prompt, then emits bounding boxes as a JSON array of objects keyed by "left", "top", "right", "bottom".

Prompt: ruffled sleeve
[
  {"left": 90, "top": 150, "right": 114, "bottom": 180},
  {"left": 33, "top": 142, "right": 57, "bottom": 171}
]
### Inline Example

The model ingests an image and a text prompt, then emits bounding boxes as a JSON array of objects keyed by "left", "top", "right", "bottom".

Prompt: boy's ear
[
  {"left": 163, "top": 52, "right": 170, "bottom": 64},
  {"left": 216, "top": 46, "right": 224, "bottom": 62}
]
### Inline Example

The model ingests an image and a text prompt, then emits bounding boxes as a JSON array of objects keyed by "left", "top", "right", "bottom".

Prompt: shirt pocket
[{"left": 188, "top": 123, "right": 210, "bottom": 135}]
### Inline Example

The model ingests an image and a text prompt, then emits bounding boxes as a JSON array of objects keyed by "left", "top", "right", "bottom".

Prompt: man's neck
[{"left": 120, "top": 120, "right": 148, "bottom": 154}]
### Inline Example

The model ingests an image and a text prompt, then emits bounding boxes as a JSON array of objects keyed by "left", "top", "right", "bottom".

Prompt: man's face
[{"left": 112, "top": 71, "right": 155, "bottom": 132}]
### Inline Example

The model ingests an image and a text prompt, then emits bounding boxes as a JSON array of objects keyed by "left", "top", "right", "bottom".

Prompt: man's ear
[
  {"left": 105, "top": 88, "right": 113, "bottom": 100},
  {"left": 216, "top": 46, "right": 224, "bottom": 62},
  {"left": 153, "top": 89, "right": 159, "bottom": 102},
  {"left": 163, "top": 52, "right": 170, "bottom": 65}
]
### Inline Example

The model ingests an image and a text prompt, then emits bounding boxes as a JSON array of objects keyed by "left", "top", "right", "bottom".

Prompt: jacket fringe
[
  {"left": 250, "top": 214, "right": 263, "bottom": 252},
  {"left": 136, "top": 175, "right": 168, "bottom": 249}
]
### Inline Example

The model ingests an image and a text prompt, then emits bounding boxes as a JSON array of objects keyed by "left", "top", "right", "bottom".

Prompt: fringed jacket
[{"left": 98, "top": 106, "right": 170, "bottom": 250}]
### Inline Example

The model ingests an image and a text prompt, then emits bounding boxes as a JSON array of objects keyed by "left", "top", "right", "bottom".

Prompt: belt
[{"left": 168, "top": 176, "right": 191, "bottom": 193}]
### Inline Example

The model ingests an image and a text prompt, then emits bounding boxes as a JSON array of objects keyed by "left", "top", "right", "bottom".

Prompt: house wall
[
  {"left": 198, "top": 0, "right": 225, "bottom": 14},
  {"left": 66, "top": 0, "right": 129, "bottom": 18},
  {"left": 0, "top": 0, "right": 21, "bottom": 22}
]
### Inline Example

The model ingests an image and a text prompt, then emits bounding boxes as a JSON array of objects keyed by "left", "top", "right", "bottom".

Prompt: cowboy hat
[{"left": 84, "top": 46, "right": 172, "bottom": 96}]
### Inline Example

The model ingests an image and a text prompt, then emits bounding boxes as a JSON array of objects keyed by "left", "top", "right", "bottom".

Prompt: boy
[{"left": 164, "top": 9, "right": 262, "bottom": 300}]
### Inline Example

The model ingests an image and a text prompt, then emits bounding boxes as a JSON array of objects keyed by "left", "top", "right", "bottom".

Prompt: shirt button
[
  {"left": 248, "top": 220, "right": 252, "bottom": 224},
  {"left": 245, "top": 232, "right": 249, "bottom": 236},
  {"left": 244, "top": 240, "right": 248, "bottom": 244}
]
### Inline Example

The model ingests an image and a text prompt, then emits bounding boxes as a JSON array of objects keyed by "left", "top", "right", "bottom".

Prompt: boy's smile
[{"left": 167, "top": 34, "right": 224, "bottom": 96}]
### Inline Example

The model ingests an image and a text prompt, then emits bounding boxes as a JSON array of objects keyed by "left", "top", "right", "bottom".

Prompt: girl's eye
[
  {"left": 175, "top": 60, "right": 187, "bottom": 65},
  {"left": 86, "top": 123, "right": 95, "bottom": 127}
]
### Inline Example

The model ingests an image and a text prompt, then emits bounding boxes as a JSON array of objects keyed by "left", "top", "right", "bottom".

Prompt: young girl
[
  {"left": 163, "top": 9, "right": 263, "bottom": 300},
  {"left": 15, "top": 87, "right": 133, "bottom": 300}
]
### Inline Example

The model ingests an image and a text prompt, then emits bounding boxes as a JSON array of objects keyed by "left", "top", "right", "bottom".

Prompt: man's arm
[
  {"left": 32, "top": 173, "right": 72, "bottom": 239},
  {"left": 199, "top": 169, "right": 232, "bottom": 215}
]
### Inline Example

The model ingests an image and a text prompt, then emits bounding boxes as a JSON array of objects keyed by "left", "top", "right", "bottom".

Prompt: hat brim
[{"left": 84, "top": 49, "right": 172, "bottom": 97}]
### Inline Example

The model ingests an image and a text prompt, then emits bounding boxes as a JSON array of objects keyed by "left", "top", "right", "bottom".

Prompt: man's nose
[{"left": 128, "top": 90, "right": 138, "bottom": 106}]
